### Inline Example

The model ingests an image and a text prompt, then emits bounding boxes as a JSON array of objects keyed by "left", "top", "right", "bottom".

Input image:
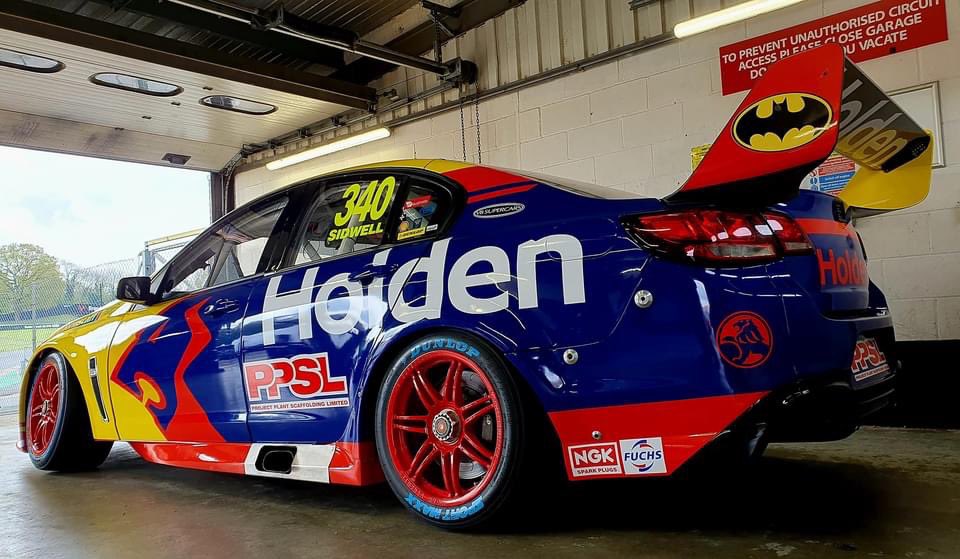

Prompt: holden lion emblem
[{"left": 717, "top": 311, "right": 773, "bottom": 368}]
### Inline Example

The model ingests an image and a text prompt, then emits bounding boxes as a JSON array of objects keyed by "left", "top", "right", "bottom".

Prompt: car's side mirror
[{"left": 116, "top": 276, "right": 156, "bottom": 305}]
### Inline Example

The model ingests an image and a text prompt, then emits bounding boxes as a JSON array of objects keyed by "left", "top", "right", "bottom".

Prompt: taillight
[
  {"left": 762, "top": 212, "right": 814, "bottom": 254},
  {"left": 623, "top": 209, "right": 812, "bottom": 265}
]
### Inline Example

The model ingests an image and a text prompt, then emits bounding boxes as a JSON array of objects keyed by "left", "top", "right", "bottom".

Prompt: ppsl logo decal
[
  {"left": 243, "top": 353, "right": 349, "bottom": 413},
  {"left": 717, "top": 311, "right": 773, "bottom": 368},
  {"left": 733, "top": 93, "right": 832, "bottom": 152},
  {"left": 851, "top": 337, "right": 890, "bottom": 382}
]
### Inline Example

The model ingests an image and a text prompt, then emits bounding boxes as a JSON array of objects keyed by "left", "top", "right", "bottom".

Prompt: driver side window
[
  {"left": 293, "top": 176, "right": 397, "bottom": 265},
  {"left": 158, "top": 196, "right": 288, "bottom": 297}
]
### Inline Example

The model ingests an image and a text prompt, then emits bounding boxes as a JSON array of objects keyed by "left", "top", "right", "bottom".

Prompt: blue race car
[{"left": 19, "top": 45, "right": 932, "bottom": 528}]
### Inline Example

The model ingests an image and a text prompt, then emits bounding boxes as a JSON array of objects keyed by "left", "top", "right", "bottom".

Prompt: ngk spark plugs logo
[
  {"left": 568, "top": 442, "right": 622, "bottom": 478},
  {"left": 243, "top": 353, "right": 349, "bottom": 412}
]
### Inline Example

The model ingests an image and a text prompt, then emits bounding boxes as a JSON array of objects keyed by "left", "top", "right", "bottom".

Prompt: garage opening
[{"left": 0, "top": 146, "right": 209, "bottom": 413}]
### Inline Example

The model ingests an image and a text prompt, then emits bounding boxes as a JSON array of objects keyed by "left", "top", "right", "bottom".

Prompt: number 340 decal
[{"left": 328, "top": 176, "right": 397, "bottom": 242}]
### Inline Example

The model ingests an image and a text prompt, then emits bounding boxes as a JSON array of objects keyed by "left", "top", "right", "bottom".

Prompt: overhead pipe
[{"left": 165, "top": 0, "right": 464, "bottom": 77}]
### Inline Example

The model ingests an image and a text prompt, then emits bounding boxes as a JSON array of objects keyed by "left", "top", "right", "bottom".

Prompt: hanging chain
[
  {"left": 433, "top": 13, "right": 443, "bottom": 63},
  {"left": 459, "top": 83, "right": 467, "bottom": 161},
  {"left": 474, "top": 86, "right": 482, "bottom": 164}
]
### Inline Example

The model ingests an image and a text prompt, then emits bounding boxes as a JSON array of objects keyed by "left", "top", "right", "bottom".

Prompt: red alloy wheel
[
  {"left": 385, "top": 349, "right": 505, "bottom": 508},
  {"left": 27, "top": 362, "right": 62, "bottom": 457}
]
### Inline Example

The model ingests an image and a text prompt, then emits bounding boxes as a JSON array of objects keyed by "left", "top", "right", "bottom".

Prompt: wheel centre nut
[{"left": 432, "top": 409, "right": 461, "bottom": 442}]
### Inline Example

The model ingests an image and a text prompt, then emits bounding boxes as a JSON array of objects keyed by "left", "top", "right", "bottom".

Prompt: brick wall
[{"left": 235, "top": 0, "right": 960, "bottom": 341}]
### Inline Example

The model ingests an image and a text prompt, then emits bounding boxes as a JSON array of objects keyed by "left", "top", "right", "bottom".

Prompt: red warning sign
[{"left": 719, "top": 0, "right": 949, "bottom": 95}]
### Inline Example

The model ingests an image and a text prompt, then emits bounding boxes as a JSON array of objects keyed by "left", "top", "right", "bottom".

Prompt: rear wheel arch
[{"left": 357, "top": 326, "right": 553, "bottom": 446}]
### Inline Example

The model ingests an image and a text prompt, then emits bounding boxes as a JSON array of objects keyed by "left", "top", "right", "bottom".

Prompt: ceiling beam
[
  {"left": 0, "top": 0, "right": 375, "bottom": 109},
  {"left": 334, "top": 0, "right": 522, "bottom": 85},
  {"left": 82, "top": 0, "right": 346, "bottom": 71}
]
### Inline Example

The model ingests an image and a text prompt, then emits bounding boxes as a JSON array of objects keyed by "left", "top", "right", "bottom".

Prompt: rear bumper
[
  {"left": 762, "top": 367, "right": 897, "bottom": 443},
  {"left": 547, "top": 367, "right": 896, "bottom": 481},
  {"left": 548, "top": 392, "right": 769, "bottom": 481}
]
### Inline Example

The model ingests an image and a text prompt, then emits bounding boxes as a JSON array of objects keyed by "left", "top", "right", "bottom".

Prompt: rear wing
[{"left": 668, "top": 44, "right": 933, "bottom": 217}]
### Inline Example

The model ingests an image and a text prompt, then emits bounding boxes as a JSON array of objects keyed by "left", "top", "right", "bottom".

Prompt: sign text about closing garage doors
[{"left": 719, "top": 0, "right": 949, "bottom": 95}]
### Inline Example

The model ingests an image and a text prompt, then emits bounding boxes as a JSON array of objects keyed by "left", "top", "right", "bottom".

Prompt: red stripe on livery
[
  {"left": 549, "top": 392, "right": 768, "bottom": 480},
  {"left": 796, "top": 218, "right": 851, "bottom": 237},
  {"left": 164, "top": 299, "right": 221, "bottom": 442},
  {"left": 443, "top": 166, "right": 531, "bottom": 192},
  {"left": 467, "top": 184, "right": 536, "bottom": 204}
]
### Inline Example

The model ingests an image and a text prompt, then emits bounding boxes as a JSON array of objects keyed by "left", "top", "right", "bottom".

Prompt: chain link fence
[{"left": 0, "top": 231, "right": 198, "bottom": 415}]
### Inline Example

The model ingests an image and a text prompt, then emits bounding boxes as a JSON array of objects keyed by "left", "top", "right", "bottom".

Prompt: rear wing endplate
[{"left": 668, "top": 44, "right": 933, "bottom": 217}]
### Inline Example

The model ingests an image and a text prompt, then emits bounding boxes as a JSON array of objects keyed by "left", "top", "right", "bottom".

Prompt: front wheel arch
[
  {"left": 18, "top": 348, "right": 57, "bottom": 448},
  {"left": 24, "top": 351, "right": 113, "bottom": 471}
]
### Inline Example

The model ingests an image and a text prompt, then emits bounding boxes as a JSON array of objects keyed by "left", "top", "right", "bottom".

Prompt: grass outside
[
  {"left": 0, "top": 327, "right": 58, "bottom": 354},
  {"left": 0, "top": 327, "right": 58, "bottom": 398}
]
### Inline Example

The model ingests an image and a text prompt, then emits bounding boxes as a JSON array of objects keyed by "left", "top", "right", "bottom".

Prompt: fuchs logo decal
[
  {"left": 851, "top": 337, "right": 890, "bottom": 383},
  {"left": 733, "top": 93, "right": 832, "bottom": 152},
  {"left": 473, "top": 203, "right": 525, "bottom": 219},
  {"left": 620, "top": 437, "right": 666, "bottom": 475},
  {"left": 243, "top": 353, "right": 349, "bottom": 412},
  {"left": 717, "top": 311, "right": 773, "bottom": 368},
  {"left": 260, "top": 235, "right": 586, "bottom": 345},
  {"left": 568, "top": 442, "right": 622, "bottom": 478}
]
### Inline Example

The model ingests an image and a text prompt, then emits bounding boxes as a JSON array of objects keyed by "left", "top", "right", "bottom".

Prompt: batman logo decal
[{"left": 732, "top": 93, "right": 832, "bottom": 152}]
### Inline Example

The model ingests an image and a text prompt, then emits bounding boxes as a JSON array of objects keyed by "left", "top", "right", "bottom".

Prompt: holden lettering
[
  {"left": 817, "top": 248, "right": 868, "bottom": 287},
  {"left": 259, "top": 235, "right": 586, "bottom": 346}
]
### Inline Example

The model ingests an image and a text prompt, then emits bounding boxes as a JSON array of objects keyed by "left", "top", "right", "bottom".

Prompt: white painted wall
[{"left": 236, "top": 0, "right": 960, "bottom": 341}]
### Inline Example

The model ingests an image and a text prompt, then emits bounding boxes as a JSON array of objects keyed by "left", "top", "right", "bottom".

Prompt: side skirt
[{"left": 128, "top": 440, "right": 384, "bottom": 486}]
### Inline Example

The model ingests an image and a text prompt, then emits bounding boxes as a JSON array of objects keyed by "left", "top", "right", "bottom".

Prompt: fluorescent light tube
[
  {"left": 674, "top": 0, "right": 807, "bottom": 38},
  {"left": 266, "top": 127, "right": 391, "bottom": 171}
]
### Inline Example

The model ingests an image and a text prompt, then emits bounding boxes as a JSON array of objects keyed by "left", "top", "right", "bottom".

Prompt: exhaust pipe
[{"left": 255, "top": 446, "right": 296, "bottom": 475}]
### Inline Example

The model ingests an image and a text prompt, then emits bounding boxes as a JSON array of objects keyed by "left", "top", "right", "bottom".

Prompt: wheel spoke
[
  {"left": 462, "top": 397, "right": 494, "bottom": 425},
  {"left": 393, "top": 415, "right": 428, "bottom": 434},
  {"left": 411, "top": 369, "right": 440, "bottom": 408},
  {"left": 440, "top": 360, "right": 464, "bottom": 404},
  {"left": 30, "top": 403, "right": 44, "bottom": 419},
  {"left": 408, "top": 442, "right": 439, "bottom": 480},
  {"left": 440, "top": 450, "right": 462, "bottom": 497},
  {"left": 37, "top": 421, "right": 50, "bottom": 446},
  {"left": 461, "top": 432, "right": 493, "bottom": 467},
  {"left": 36, "top": 374, "right": 50, "bottom": 400}
]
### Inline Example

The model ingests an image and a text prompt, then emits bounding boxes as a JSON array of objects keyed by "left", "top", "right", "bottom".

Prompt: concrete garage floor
[{"left": 1, "top": 415, "right": 958, "bottom": 559}]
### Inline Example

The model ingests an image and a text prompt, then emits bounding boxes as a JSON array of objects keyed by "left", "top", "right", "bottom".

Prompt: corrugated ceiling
[{"left": 23, "top": 0, "right": 422, "bottom": 72}]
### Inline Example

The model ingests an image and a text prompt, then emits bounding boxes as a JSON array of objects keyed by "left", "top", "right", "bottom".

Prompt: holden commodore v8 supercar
[{"left": 19, "top": 45, "right": 934, "bottom": 528}]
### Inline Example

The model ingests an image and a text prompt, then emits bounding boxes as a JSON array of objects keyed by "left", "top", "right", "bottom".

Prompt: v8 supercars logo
[
  {"left": 733, "top": 93, "right": 832, "bottom": 152},
  {"left": 243, "top": 353, "right": 349, "bottom": 413}
]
